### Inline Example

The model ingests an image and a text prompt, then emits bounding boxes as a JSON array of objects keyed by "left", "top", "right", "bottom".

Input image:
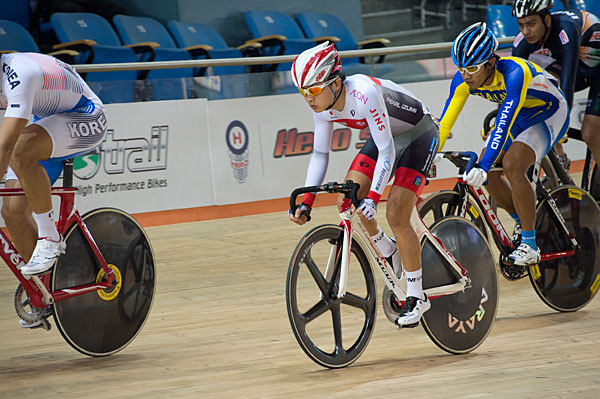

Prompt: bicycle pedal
[
  {"left": 396, "top": 321, "right": 420, "bottom": 329},
  {"left": 40, "top": 318, "right": 52, "bottom": 331}
]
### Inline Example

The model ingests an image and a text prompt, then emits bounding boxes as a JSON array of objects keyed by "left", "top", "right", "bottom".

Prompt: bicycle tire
[
  {"left": 286, "top": 224, "right": 376, "bottom": 368},
  {"left": 590, "top": 163, "right": 600, "bottom": 203},
  {"left": 51, "top": 208, "right": 156, "bottom": 356},
  {"left": 421, "top": 216, "right": 498, "bottom": 354},
  {"left": 531, "top": 185, "right": 600, "bottom": 312},
  {"left": 419, "top": 190, "right": 488, "bottom": 241}
]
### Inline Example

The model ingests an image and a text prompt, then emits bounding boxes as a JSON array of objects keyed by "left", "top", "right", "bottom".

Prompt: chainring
[{"left": 14, "top": 284, "right": 52, "bottom": 323}]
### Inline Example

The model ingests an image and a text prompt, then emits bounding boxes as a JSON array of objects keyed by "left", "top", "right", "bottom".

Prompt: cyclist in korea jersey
[
  {"left": 0, "top": 52, "right": 107, "bottom": 289},
  {"left": 511, "top": 0, "right": 600, "bottom": 174},
  {"left": 288, "top": 42, "right": 439, "bottom": 327},
  {"left": 438, "top": 22, "right": 570, "bottom": 266}
]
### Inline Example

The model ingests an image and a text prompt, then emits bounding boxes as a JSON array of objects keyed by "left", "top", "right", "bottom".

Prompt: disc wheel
[
  {"left": 51, "top": 208, "right": 156, "bottom": 356},
  {"left": 286, "top": 224, "right": 376, "bottom": 368},
  {"left": 419, "top": 190, "right": 488, "bottom": 241},
  {"left": 421, "top": 217, "right": 498, "bottom": 354},
  {"left": 531, "top": 186, "right": 600, "bottom": 311}
]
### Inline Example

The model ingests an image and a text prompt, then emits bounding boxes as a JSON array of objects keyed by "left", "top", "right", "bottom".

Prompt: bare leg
[
  {"left": 1, "top": 179, "right": 37, "bottom": 261},
  {"left": 503, "top": 142, "right": 536, "bottom": 231},
  {"left": 386, "top": 186, "right": 419, "bottom": 272},
  {"left": 10, "top": 124, "right": 53, "bottom": 213},
  {"left": 582, "top": 114, "right": 600, "bottom": 167},
  {"left": 485, "top": 171, "right": 516, "bottom": 213}
]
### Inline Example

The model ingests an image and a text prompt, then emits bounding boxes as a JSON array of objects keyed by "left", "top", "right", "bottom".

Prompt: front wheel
[
  {"left": 286, "top": 224, "right": 376, "bottom": 368},
  {"left": 532, "top": 186, "right": 600, "bottom": 311},
  {"left": 51, "top": 208, "right": 156, "bottom": 356},
  {"left": 421, "top": 217, "right": 498, "bottom": 354}
]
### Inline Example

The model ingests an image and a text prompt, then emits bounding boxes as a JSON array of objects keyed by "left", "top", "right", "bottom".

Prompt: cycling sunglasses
[
  {"left": 299, "top": 79, "right": 336, "bottom": 97},
  {"left": 458, "top": 61, "right": 488, "bottom": 75}
]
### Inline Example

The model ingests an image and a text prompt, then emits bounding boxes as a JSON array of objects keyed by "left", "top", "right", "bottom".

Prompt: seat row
[{"left": 0, "top": 10, "right": 394, "bottom": 103}]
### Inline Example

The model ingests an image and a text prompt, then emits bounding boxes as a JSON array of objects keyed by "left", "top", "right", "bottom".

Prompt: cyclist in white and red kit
[
  {"left": 0, "top": 52, "right": 106, "bottom": 282},
  {"left": 288, "top": 42, "right": 439, "bottom": 327}
]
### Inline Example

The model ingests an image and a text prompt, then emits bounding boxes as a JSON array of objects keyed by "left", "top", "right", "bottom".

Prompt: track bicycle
[
  {"left": 419, "top": 151, "right": 600, "bottom": 312},
  {"left": 6, "top": 160, "right": 156, "bottom": 356},
  {"left": 286, "top": 181, "right": 498, "bottom": 368}
]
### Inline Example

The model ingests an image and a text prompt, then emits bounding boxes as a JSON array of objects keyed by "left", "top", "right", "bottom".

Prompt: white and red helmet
[{"left": 291, "top": 42, "right": 342, "bottom": 88}]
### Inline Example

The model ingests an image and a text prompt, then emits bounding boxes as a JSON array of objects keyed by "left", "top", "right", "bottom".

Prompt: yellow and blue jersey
[{"left": 438, "top": 56, "right": 568, "bottom": 171}]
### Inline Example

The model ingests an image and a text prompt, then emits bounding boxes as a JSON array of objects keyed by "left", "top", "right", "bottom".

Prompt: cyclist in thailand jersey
[
  {"left": 0, "top": 52, "right": 106, "bottom": 287},
  {"left": 439, "top": 22, "right": 570, "bottom": 266},
  {"left": 511, "top": 1, "right": 600, "bottom": 175},
  {"left": 289, "top": 42, "right": 439, "bottom": 327}
]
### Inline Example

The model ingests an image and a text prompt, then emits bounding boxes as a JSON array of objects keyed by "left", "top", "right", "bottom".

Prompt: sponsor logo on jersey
[
  {"left": 559, "top": 29, "right": 569, "bottom": 45},
  {"left": 10, "top": 104, "right": 19, "bottom": 108},
  {"left": 591, "top": 32, "right": 600, "bottom": 42},
  {"left": 349, "top": 89, "right": 368, "bottom": 104},
  {"left": 2, "top": 63, "right": 20, "bottom": 89},
  {"left": 369, "top": 108, "right": 386, "bottom": 131},
  {"left": 413, "top": 176, "right": 423, "bottom": 187},
  {"left": 534, "top": 48, "right": 552, "bottom": 56},
  {"left": 67, "top": 114, "right": 107, "bottom": 138},
  {"left": 513, "top": 33, "right": 525, "bottom": 47}
]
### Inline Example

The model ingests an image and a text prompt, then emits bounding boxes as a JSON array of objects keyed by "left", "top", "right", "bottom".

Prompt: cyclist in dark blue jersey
[{"left": 512, "top": 0, "right": 600, "bottom": 171}]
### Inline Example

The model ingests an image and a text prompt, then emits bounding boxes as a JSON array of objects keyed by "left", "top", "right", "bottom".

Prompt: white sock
[
  {"left": 371, "top": 228, "right": 396, "bottom": 257},
  {"left": 405, "top": 269, "right": 424, "bottom": 300},
  {"left": 33, "top": 210, "right": 60, "bottom": 241}
]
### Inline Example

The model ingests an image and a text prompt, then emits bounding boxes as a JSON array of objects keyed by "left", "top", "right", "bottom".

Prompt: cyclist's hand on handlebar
[
  {"left": 463, "top": 167, "right": 487, "bottom": 188},
  {"left": 433, "top": 153, "right": 444, "bottom": 164},
  {"left": 289, "top": 202, "right": 312, "bottom": 225},
  {"left": 357, "top": 198, "right": 377, "bottom": 220}
]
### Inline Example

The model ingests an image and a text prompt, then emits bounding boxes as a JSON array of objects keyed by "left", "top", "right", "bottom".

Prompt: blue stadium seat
[
  {"left": 486, "top": 5, "right": 520, "bottom": 49},
  {"left": 168, "top": 20, "right": 260, "bottom": 99},
  {"left": 113, "top": 14, "right": 195, "bottom": 100},
  {"left": 0, "top": 0, "right": 31, "bottom": 28},
  {"left": 167, "top": 21, "right": 252, "bottom": 75},
  {"left": 50, "top": 12, "right": 137, "bottom": 103},
  {"left": 296, "top": 12, "right": 392, "bottom": 76},
  {"left": 0, "top": 20, "right": 39, "bottom": 52},
  {"left": 571, "top": 0, "right": 600, "bottom": 14},
  {"left": 244, "top": 10, "right": 315, "bottom": 72}
]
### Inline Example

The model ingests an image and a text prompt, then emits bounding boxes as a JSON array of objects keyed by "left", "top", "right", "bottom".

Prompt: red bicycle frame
[{"left": 1, "top": 187, "right": 116, "bottom": 308}]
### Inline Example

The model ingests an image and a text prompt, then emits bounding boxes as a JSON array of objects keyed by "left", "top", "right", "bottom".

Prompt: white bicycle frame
[{"left": 323, "top": 203, "right": 471, "bottom": 302}]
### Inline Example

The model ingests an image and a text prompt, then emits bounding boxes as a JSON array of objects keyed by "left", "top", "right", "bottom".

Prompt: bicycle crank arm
[{"left": 31, "top": 275, "right": 54, "bottom": 305}]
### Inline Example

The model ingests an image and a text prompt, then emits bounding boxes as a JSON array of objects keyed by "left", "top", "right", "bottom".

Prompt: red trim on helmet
[{"left": 299, "top": 43, "right": 338, "bottom": 87}]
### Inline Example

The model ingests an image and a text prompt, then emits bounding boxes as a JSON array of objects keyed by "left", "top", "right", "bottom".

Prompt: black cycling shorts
[{"left": 349, "top": 118, "right": 439, "bottom": 197}]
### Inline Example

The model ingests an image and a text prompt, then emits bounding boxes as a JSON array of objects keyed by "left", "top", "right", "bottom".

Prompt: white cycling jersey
[
  {"left": 307, "top": 74, "right": 432, "bottom": 200},
  {"left": 0, "top": 52, "right": 106, "bottom": 161}
]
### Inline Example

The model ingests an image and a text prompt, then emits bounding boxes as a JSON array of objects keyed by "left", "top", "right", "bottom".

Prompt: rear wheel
[
  {"left": 531, "top": 186, "right": 600, "bottom": 311},
  {"left": 419, "top": 190, "right": 488, "bottom": 241},
  {"left": 51, "top": 208, "right": 156, "bottom": 356},
  {"left": 421, "top": 217, "right": 498, "bottom": 354}
]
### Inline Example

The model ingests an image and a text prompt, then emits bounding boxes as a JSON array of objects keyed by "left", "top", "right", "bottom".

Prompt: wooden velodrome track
[{"left": 1, "top": 177, "right": 600, "bottom": 398}]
